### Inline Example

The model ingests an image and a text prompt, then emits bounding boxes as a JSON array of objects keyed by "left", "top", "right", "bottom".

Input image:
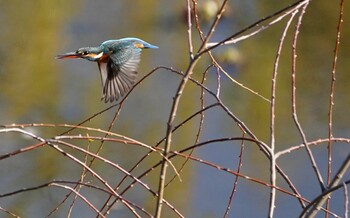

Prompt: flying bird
[{"left": 56, "top": 38, "right": 158, "bottom": 102}]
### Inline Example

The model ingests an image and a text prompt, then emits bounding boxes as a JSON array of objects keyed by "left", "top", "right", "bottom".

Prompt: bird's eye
[{"left": 76, "top": 50, "right": 89, "bottom": 55}]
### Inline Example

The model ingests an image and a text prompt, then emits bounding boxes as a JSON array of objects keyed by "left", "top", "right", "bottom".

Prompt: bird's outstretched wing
[{"left": 97, "top": 48, "right": 141, "bottom": 102}]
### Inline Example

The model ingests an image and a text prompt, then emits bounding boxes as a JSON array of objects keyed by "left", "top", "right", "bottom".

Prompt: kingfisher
[{"left": 56, "top": 38, "right": 158, "bottom": 103}]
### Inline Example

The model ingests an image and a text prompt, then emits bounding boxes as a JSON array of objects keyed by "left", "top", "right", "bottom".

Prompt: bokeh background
[{"left": 0, "top": 0, "right": 349, "bottom": 217}]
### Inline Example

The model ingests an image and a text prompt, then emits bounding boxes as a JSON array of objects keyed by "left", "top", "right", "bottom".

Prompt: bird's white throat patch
[{"left": 95, "top": 52, "right": 104, "bottom": 59}]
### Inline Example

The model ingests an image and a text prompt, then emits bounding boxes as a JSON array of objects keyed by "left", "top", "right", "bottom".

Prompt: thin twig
[
  {"left": 187, "top": 0, "right": 194, "bottom": 60},
  {"left": 291, "top": 1, "right": 326, "bottom": 191},
  {"left": 326, "top": 0, "right": 345, "bottom": 214},
  {"left": 276, "top": 137, "right": 350, "bottom": 158},
  {"left": 345, "top": 182, "right": 349, "bottom": 218},
  {"left": 268, "top": 9, "right": 299, "bottom": 218},
  {"left": 223, "top": 130, "right": 246, "bottom": 218},
  {"left": 51, "top": 183, "right": 106, "bottom": 217},
  {"left": 0, "top": 206, "right": 20, "bottom": 218},
  {"left": 0, "top": 141, "right": 45, "bottom": 160},
  {"left": 67, "top": 142, "right": 91, "bottom": 218}
]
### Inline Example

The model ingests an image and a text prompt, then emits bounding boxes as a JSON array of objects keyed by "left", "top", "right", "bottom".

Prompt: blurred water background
[{"left": 0, "top": 0, "right": 349, "bottom": 217}]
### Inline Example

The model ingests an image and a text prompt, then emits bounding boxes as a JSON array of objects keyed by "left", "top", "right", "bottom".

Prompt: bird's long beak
[{"left": 55, "top": 52, "right": 81, "bottom": 59}]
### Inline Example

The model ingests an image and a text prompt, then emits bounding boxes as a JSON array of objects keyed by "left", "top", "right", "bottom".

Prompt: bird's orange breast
[{"left": 98, "top": 54, "right": 110, "bottom": 63}]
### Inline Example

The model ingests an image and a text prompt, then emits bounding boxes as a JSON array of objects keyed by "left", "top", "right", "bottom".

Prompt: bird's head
[{"left": 56, "top": 47, "right": 104, "bottom": 61}]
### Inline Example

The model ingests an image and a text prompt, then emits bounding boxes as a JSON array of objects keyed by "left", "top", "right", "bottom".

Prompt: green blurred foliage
[{"left": 0, "top": 1, "right": 76, "bottom": 122}]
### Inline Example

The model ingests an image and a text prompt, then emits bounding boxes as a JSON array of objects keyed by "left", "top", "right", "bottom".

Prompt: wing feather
[{"left": 97, "top": 48, "right": 141, "bottom": 102}]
